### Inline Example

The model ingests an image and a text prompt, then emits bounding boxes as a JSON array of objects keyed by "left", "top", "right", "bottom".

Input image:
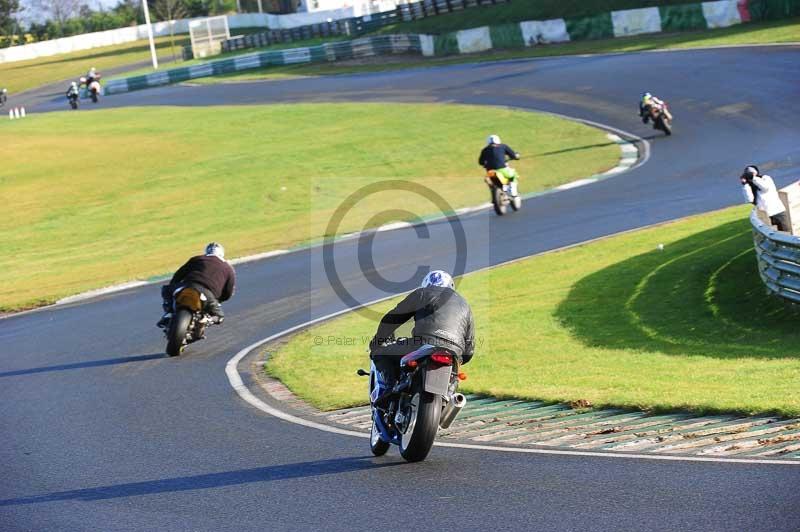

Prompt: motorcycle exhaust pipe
[{"left": 439, "top": 393, "right": 467, "bottom": 429}]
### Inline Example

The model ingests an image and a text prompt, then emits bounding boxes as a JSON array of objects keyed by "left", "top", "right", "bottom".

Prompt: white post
[{"left": 142, "top": 0, "right": 159, "bottom": 69}]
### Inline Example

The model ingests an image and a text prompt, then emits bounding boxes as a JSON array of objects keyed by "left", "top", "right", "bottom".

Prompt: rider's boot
[{"left": 156, "top": 313, "right": 171, "bottom": 329}]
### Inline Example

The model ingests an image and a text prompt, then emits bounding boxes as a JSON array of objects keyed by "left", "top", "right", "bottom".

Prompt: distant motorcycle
[
  {"left": 80, "top": 74, "right": 102, "bottom": 103},
  {"left": 647, "top": 102, "right": 672, "bottom": 136},
  {"left": 485, "top": 169, "right": 522, "bottom": 216},
  {"left": 359, "top": 342, "right": 467, "bottom": 462},
  {"left": 162, "top": 285, "right": 219, "bottom": 357}
]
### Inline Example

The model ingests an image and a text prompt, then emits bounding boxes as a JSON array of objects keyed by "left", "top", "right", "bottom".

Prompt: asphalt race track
[{"left": 3, "top": 46, "right": 800, "bottom": 531}]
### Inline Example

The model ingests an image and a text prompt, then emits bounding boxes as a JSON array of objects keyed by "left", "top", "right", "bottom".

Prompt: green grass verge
[
  {"left": 1, "top": 36, "right": 190, "bottom": 95},
  {"left": 0, "top": 103, "right": 618, "bottom": 311},
  {"left": 267, "top": 206, "right": 800, "bottom": 417},
  {"left": 188, "top": 18, "right": 800, "bottom": 84}
]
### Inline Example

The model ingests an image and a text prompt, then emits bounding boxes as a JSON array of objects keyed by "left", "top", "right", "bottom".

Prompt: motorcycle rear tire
[
  {"left": 399, "top": 378, "right": 441, "bottom": 462},
  {"left": 492, "top": 187, "right": 507, "bottom": 216},
  {"left": 166, "top": 309, "right": 192, "bottom": 357}
]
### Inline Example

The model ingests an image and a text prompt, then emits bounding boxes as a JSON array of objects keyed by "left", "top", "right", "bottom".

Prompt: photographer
[{"left": 741, "top": 165, "right": 789, "bottom": 232}]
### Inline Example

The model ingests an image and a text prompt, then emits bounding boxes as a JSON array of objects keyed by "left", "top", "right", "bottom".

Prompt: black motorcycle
[
  {"left": 360, "top": 342, "right": 467, "bottom": 462},
  {"left": 162, "top": 285, "right": 219, "bottom": 357}
]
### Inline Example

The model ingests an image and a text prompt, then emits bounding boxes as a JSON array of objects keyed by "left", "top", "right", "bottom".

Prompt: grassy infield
[
  {"left": 0, "top": 103, "right": 617, "bottom": 310},
  {"left": 269, "top": 206, "right": 800, "bottom": 417},
  {"left": 2, "top": 5, "right": 798, "bottom": 416}
]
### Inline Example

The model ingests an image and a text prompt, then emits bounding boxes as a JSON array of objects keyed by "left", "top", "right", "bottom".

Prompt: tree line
[{"left": 0, "top": 0, "right": 237, "bottom": 46}]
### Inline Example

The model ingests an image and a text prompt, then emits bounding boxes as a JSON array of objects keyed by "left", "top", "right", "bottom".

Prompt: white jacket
[{"left": 742, "top": 174, "right": 785, "bottom": 217}]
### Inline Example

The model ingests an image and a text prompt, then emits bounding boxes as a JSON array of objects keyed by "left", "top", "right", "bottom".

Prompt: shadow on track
[
  {"left": 0, "top": 457, "right": 403, "bottom": 505},
  {"left": 0, "top": 353, "right": 165, "bottom": 378}
]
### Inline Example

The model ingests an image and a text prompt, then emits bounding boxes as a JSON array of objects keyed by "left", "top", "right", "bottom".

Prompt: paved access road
[{"left": 3, "top": 46, "right": 800, "bottom": 531}]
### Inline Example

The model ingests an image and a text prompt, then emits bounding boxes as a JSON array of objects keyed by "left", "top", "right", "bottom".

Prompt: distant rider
[
  {"left": 66, "top": 82, "right": 79, "bottom": 101},
  {"left": 639, "top": 92, "right": 671, "bottom": 124},
  {"left": 85, "top": 67, "right": 100, "bottom": 85},
  {"left": 479, "top": 134, "right": 521, "bottom": 198},
  {"left": 157, "top": 242, "right": 236, "bottom": 328},
  {"left": 370, "top": 270, "right": 475, "bottom": 390}
]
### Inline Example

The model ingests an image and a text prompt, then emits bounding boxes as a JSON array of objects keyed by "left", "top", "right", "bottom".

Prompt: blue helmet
[{"left": 421, "top": 270, "right": 455, "bottom": 290}]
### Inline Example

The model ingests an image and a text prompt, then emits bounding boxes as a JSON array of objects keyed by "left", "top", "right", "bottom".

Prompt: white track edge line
[
  {"left": 225, "top": 220, "right": 800, "bottom": 467},
  {"left": 226, "top": 327, "right": 800, "bottom": 466}
]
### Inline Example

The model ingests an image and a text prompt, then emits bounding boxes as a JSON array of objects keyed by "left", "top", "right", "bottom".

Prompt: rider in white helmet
[
  {"left": 639, "top": 91, "right": 670, "bottom": 124},
  {"left": 370, "top": 269, "right": 475, "bottom": 386},
  {"left": 479, "top": 134, "right": 521, "bottom": 197},
  {"left": 66, "top": 81, "right": 80, "bottom": 101}
]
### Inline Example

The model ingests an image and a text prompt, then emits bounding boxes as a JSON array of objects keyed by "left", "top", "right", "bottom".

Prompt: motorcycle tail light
[{"left": 430, "top": 352, "right": 453, "bottom": 366}]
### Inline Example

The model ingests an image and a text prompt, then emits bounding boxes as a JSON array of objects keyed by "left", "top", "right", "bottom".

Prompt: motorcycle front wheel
[
  {"left": 370, "top": 416, "right": 390, "bottom": 456},
  {"left": 166, "top": 309, "right": 192, "bottom": 357},
  {"left": 399, "top": 379, "right": 441, "bottom": 462}
]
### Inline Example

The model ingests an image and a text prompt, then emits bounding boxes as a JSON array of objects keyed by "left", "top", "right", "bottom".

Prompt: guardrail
[
  {"left": 104, "top": 34, "right": 424, "bottom": 95},
  {"left": 750, "top": 209, "right": 800, "bottom": 304}
]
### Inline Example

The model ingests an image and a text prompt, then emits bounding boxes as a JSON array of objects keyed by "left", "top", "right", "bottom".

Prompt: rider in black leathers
[
  {"left": 370, "top": 270, "right": 475, "bottom": 385},
  {"left": 157, "top": 242, "right": 236, "bottom": 328}
]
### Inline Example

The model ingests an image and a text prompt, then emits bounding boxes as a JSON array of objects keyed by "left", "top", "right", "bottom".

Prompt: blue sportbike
[{"left": 359, "top": 343, "right": 467, "bottom": 462}]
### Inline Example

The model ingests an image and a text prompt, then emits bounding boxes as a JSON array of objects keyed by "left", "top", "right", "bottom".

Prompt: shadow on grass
[
  {"left": 555, "top": 217, "right": 800, "bottom": 360},
  {"left": 0, "top": 457, "right": 401, "bottom": 506}
]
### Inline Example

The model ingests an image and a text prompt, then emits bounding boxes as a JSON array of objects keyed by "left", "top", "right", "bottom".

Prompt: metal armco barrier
[
  {"left": 750, "top": 209, "right": 800, "bottom": 304},
  {"left": 105, "top": 34, "right": 423, "bottom": 95}
]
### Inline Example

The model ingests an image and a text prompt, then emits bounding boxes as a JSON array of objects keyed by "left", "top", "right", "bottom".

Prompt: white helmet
[
  {"left": 205, "top": 242, "right": 225, "bottom": 259},
  {"left": 421, "top": 270, "right": 454, "bottom": 290},
  {"left": 487, "top": 134, "right": 501, "bottom": 145}
]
